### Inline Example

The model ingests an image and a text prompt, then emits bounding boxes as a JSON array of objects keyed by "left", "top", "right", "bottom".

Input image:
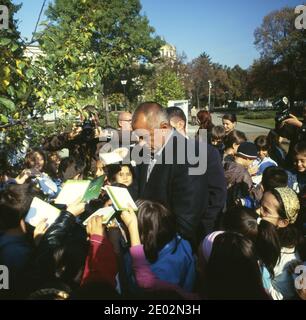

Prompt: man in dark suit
[{"left": 130, "top": 102, "right": 222, "bottom": 246}]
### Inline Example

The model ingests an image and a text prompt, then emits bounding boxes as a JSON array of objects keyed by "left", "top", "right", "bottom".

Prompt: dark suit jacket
[{"left": 129, "top": 130, "right": 226, "bottom": 246}]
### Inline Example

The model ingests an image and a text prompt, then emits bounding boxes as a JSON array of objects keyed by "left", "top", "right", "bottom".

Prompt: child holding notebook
[{"left": 120, "top": 200, "right": 196, "bottom": 293}]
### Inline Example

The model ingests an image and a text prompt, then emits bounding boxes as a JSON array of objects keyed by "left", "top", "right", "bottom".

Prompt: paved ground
[{"left": 187, "top": 112, "right": 270, "bottom": 141}]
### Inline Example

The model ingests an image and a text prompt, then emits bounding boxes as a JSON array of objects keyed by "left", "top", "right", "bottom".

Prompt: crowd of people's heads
[{"left": 0, "top": 104, "right": 305, "bottom": 301}]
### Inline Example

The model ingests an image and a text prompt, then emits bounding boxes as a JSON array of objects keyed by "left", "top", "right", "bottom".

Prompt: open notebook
[
  {"left": 26, "top": 197, "right": 61, "bottom": 227},
  {"left": 54, "top": 176, "right": 104, "bottom": 205},
  {"left": 99, "top": 147, "right": 129, "bottom": 165},
  {"left": 105, "top": 186, "right": 137, "bottom": 211},
  {"left": 82, "top": 206, "right": 116, "bottom": 225}
]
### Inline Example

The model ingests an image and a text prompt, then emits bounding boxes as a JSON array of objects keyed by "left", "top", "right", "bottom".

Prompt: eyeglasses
[{"left": 121, "top": 119, "right": 132, "bottom": 122}]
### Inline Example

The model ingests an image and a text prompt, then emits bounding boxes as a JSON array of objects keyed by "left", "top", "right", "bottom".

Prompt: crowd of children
[{"left": 0, "top": 106, "right": 305, "bottom": 300}]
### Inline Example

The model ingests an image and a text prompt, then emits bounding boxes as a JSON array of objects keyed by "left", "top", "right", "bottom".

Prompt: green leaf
[
  {"left": 0, "top": 114, "right": 9, "bottom": 124},
  {"left": 7, "top": 86, "right": 15, "bottom": 97},
  {"left": 25, "top": 69, "right": 34, "bottom": 79},
  {"left": 0, "top": 38, "right": 12, "bottom": 46},
  {"left": 11, "top": 43, "right": 19, "bottom": 52},
  {"left": 0, "top": 96, "right": 16, "bottom": 111}
]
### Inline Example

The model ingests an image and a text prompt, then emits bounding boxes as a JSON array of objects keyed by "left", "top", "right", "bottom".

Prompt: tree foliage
[
  {"left": 36, "top": 0, "right": 163, "bottom": 117},
  {"left": 252, "top": 7, "right": 306, "bottom": 102},
  {"left": 142, "top": 54, "right": 186, "bottom": 106},
  {"left": 0, "top": 0, "right": 46, "bottom": 167},
  {"left": 186, "top": 52, "right": 249, "bottom": 108}
]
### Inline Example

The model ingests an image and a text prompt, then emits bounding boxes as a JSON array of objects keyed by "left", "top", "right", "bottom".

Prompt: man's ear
[{"left": 278, "top": 218, "right": 289, "bottom": 228}]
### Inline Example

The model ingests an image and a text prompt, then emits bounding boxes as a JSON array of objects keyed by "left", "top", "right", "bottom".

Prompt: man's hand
[
  {"left": 86, "top": 216, "right": 105, "bottom": 237},
  {"left": 281, "top": 114, "right": 303, "bottom": 128}
]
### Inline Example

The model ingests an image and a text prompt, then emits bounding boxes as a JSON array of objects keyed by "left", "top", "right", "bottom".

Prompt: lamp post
[
  {"left": 225, "top": 91, "right": 229, "bottom": 107},
  {"left": 208, "top": 80, "right": 212, "bottom": 112},
  {"left": 121, "top": 79, "right": 127, "bottom": 110}
]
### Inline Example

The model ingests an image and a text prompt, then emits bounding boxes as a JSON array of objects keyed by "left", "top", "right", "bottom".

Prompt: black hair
[
  {"left": 267, "top": 130, "right": 283, "bottom": 149},
  {"left": 58, "top": 156, "right": 86, "bottom": 181},
  {"left": 0, "top": 184, "right": 34, "bottom": 230},
  {"left": 294, "top": 141, "right": 306, "bottom": 157},
  {"left": 222, "top": 207, "right": 258, "bottom": 242},
  {"left": 52, "top": 239, "right": 89, "bottom": 288},
  {"left": 257, "top": 189, "right": 303, "bottom": 278},
  {"left": 254, "top": 135, "right": 269, "bottom": 152},
  {"left": 104, "top": 164, "right": 133, "bottom": 185},
  {"left": 205, "top": 232, "right": 268, "bottom": 300},
  {"left": 45, "top": 152, "right": 61, "bottom": 180},
  {"left": 222, "top": 113, "right": 237, "bottom": 123},
  {"left": 261, "top": 166, "right": 288, "bottom": 192},
  {"left": 166, "top": 107, "right": 187, "bottom": 125},
  {"left": 33, "top": 224, "right": 88, "bottom": 292},
  {"left": 211, "top": 125, "right": 226, "bottom": 141},
  {"left": 24, "top": 148, "right": 47, "bottom": 171},
  {"left": 136, "top": 200, "right": 177, "bottom": 263},
  {"left": 224, "top": 130, "right": 247, "bottom": 149}
]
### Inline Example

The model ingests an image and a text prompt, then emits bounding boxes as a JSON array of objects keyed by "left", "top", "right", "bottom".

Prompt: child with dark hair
[
  {"left": 209, "top": 125, "right": 226, "bottom": 158},
  {"left": 201, "top": 232, "right": 269, "bottom": 300},
  {"left": 0, "top": 184, "right": 35, "bottom": 298},
  {"left": 254, "top": 135, "right": 277, "bottom": 176},
  {"left": 58, "top": 156, "right": 86, "bottom": 181},
  {"left": 287, "top": 142, "right": 306, "bottom": 196},
  {"left": 217, "top": 207, "right": 271, "bottom": 293},
  {"left": 45, "top": 152, "right": 61, "bottom": 180},
  {"left": 14, "top": 149, "right": 59, "bottom": 198},
  {"left": 15, "top": 149, "right": 47, "bottom": 184},
  {"left": 257, "top": 187, "right": 303, "bottom": 299},
  {"left": 287, "top": 142, "right": 306, "bottom": 233},
  {"left": 104, "top": 164, "right": 133, "bottom": 187},
  {"left": 30, "top": 199, "right": 88, "bottom": 295},
  {"left": 224, "top": 142, "right": 258, "bottom": 208},
  {"left": 222, "top": 207, "right": 259, "bottom": 242},
  {"left": 238, "top": 166, "right": 288, "bottom": 210},
  {"left": 223, "top": 130, "right": 247, "bottom": 163},
  {"left": 120, "top": 200, "right": 196, "bottom": 293},
  {"left": 261, "top": 166, "right": 288, "bottom": 191},
  {"left": 267, "top": 130, "right": 287, "bottom": 168}
]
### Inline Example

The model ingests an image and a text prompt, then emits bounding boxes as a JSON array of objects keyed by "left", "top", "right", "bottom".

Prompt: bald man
[
  {"left": 118, "top": 112, "right": 133, "bottom": 132},
  {"left": 113, "top": 111, "right": 139, "bottom": 149},
  {"left": 130, "top": 102, "right": 210, "bottom": 246}
]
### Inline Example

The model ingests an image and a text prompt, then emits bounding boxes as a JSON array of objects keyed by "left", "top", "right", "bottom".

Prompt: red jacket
[{"left": 81, "top": 234, "right": 117, "bottom": 288}]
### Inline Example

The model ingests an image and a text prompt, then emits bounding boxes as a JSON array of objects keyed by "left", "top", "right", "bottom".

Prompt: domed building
[{"left": 159, "top": 42, "right": 177, "bottom": 60}]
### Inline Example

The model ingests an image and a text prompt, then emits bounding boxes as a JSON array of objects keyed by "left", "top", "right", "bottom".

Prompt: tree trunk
[
  {"left": 104, "top": 97, "right": 110, "bottom": 126},
  {"left": 100, "top": 82, "right": 110, "bottom": 126},
  {"left": 196, "top": 88, "right": 200, "bottom": 109}
]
